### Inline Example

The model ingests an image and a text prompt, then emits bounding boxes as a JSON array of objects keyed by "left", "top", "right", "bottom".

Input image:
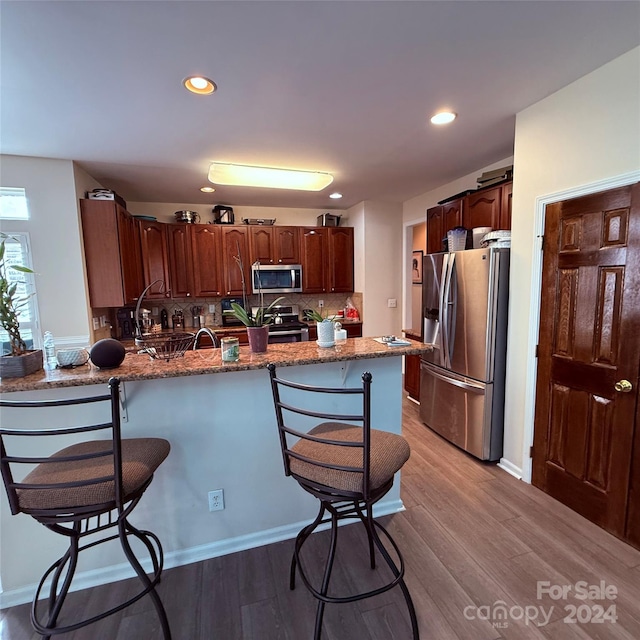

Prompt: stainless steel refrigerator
[{"left": 420, "top": 248, "right": 510, "bottom": 461}]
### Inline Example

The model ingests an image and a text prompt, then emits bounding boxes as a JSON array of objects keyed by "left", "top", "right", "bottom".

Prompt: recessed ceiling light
[
  {"left": 200, "top": 186, "right": 216, "bottom": 193},
  {"left": 430, "top": 111, "right": 457, "bottom": 125},
  {"left": 329, "top": 193, "right": 343, "bottom": 199},
  {"left": 208, "top": 163, "right": 333, "bottom": 191},
  {"left": 184, "top": 76, "right": 217, "bottom": 95}
]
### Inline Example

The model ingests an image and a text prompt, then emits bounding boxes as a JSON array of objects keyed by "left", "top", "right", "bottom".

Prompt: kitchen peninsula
[{"left": 0, "top": 338, "right": 431, "bottom": 606}]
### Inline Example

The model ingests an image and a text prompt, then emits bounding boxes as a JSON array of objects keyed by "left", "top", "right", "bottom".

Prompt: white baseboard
[
  {"left": 498, "top": 458, "right": 523, "bottom": 480},
  {"left": 0, "top": 498, "right": 405, "bottom": 609}
]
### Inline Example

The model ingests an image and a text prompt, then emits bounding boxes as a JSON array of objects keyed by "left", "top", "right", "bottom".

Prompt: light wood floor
[{"left": 3, "top": 397, "right": 639, "bottom": 639}]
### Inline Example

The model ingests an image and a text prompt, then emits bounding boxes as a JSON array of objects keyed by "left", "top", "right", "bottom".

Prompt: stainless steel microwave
[{"left": 251, "top": 264, "right": 303, "bottom": 294}]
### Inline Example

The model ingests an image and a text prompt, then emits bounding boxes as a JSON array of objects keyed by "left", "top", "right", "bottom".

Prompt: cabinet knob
[
  {"left": 186, "top": 293, "right": 191, "bottom": 297},
  {"left": 165, "top": 292, "right": 170, "bottom": 298},
  {"left": 615, "top": 379, "right": 633, "bottom": 393}
]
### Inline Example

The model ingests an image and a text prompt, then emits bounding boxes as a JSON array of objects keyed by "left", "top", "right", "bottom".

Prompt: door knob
[{"left": 615, "top": 379, "right": 633, "bottom": 393}]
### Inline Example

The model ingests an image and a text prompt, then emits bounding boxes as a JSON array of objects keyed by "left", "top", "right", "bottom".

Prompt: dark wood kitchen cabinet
[
  {"left": 299, "top": 227, "right": 328, "bottom": 293},
  {"left": 403, "top": 330, "right": 421, "bottom": 402},
  {"left": 500, "top": 181, "right": 513, "bottom": 229},
  {"left": 221, "top": 226, "right": 250, "bottom": 296},
  {"left": 249, "top": 226, "right": 300, "bottom": 265},
  {"left": 426, "top": 206, "right": 444, "bottom": 254},
  {"left": 463, "top": 186, "right": 501, "bottom": 230},
  {"left": 328, "top": 227, "right": 354, "bottom": 293},
  {"left": 191, "top": 225, "right": 223, "bottom": 297},
  {"left": 138, "top": 219, "right": 171, "bottom": 299},
  {"left": 167, "top": 224, "right": 194, "bottom": 298},
  {"left": 80, "top": 199, "right": 144, "bottom": 307}
]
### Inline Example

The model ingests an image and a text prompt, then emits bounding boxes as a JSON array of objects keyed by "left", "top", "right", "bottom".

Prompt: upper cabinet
[
  {"left": 249, "top": 226, "right": 300, "bottom": 265},
  {"left": 167, "top": 224, "right": 194, "bottom": 298},
  {"left": 426, "top": 181, "right": 512, "bottom": 254},
  {"left": 191, "top": 225, "right": 223, "bottom": 297},
  {"left": 299, "top": 227, "right": 354, "bottom": 293},
  {"left": 221, "top": 226, "right": 250, "bottom": 296},
  {"left": 328, "top": 227, "right": 354, "bottom": 293},
  {"left": 138, "top": 219, "right": 171, "bottom": 299},
  {"left": 80, "top": 199, "right": 144, "bottom": 307}
]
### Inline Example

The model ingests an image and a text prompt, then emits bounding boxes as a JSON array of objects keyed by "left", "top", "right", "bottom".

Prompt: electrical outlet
[
  {"left": 387, "top": 298, "right": 397, "bottom": 308},
  {"left": 100, "top": 315, "right": 108, "bottom": 327},
  {"left": 208, "top": 489, "right": 224, "bottom": 512},
  {"left": 318, "top": 300, "right": 324, "bottom": 308},
  {"left": 209, "top": 304, "right": 216, "bottom": 313},
  {"left": 92, "top": 317, "right": 100, "bottom": 330}
]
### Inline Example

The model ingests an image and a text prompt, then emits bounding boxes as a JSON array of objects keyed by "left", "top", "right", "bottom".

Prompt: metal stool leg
[
  {"left": 313, "top": 504, "right": 340, "bottom": 640},
  {"left": 118, "top": 519, "right": 172, "bottom": 640}
]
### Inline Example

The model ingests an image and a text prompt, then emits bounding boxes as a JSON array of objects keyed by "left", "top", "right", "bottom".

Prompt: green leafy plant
[
  {"left": 230, "top": 248, "right": 284, "bottom": 327},
  {"left": 305, "top": 309, "right": 330, "bottom": 323},
  {"left": 0, "top": 233, "right": 35, "bottom": 355}
]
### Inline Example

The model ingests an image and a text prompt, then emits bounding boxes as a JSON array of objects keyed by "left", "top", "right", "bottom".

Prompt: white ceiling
[{"left": 2, "top": 1, "right": 639, "bottom": 210}]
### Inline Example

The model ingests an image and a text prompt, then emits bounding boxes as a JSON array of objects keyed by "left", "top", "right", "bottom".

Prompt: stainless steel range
[{"left": 251, "top": 304, "right": 309, "bottom": 343}]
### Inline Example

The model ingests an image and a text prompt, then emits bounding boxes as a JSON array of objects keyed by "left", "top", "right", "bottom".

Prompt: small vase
[
  {"left": 316, "top": 320, "right": 335, "bottom": 346},
  {"left": 0, "top": 349, "right": 44, "bottom": 378},
  {"left": 247, "top": 326, "right": 270, "bottom": 353}
]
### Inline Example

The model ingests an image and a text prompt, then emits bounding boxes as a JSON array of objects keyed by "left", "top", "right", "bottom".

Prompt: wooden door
[
  {"left": 221, "top": 227, "right": 250, "bottom": 296},
  {"left": 464, "top": 186, "right": 501, "bottom": 230},
  {"left": 426, "top": 206, "right": 443, "bottom": 254},
  {"left": 274, "top": 227, "right": 300, "bottom": 264},
  {"left": 442, "top": 199, "right": 463, "bottom": 233},
  {"left": 328, "top": 227, "right": 354, "bottom": 293},
  {"left": 167, "top": 224, "right": 194, "bottom": 298},
  {"left": 249, "top": 227, "right": 275, "bottom": 264},
  {"left": 500, "top": 182, "right": 513, "bottom": 229},
  {"left": 191, "top": 225, "right": 222, "bottom": 297},
  {"left": 117, "top": 207, "right": 144, "bottom": 304},
  {"left": 138, "top": 220, "right": 171, "bottom": 299},
  {"left": 300, "top": 228, "right": 327, "bottom": 293},
  {"left": 532, "top": 184, "right": 640, "bottom": 542}
]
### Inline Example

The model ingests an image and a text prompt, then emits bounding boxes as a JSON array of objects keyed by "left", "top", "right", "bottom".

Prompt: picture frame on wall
[{"left": 412, "top": 250, "right": 423, "bottom": 284}]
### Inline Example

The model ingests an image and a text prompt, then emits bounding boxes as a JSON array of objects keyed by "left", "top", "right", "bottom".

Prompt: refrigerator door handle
[
  {"left": 421, "top": 362, "right": 485, "bottom": 392},
  {"left": 441, "top": 253, "right": 455, "bottom": 369},
  {"left": 438, "top": 253, "right": 449, "bottom": 368}
]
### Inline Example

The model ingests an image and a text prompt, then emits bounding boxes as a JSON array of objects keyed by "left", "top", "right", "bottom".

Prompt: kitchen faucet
[
  {"left": 193, "top": 327, "right": 220, "bottom": 349},
  {"left": 134, "top": 280, "right": 165, "bottom": 338}
]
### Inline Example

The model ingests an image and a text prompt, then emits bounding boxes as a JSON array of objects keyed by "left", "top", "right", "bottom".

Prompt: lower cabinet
[
  {"left": 307, "top": 322, "right": 362, "bottom": 341},
  {"left": 404, "top": 330, "right": 421, "bottom": 402}
]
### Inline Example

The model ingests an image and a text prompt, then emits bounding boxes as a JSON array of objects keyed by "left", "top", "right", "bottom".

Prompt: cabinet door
[
  {"left": 249, "top": 227, "right": 275, "bottom": 264},
  {"left": 344, "top": 323, "right": 362, "bottom": 338},
  {"left": 138, "top": 220, "right": 171, "bottom": 299},
  {"left": 221, "top": 227, "right": 250, "bottom": 296},
  {"left": 426, "top": 206, "right": 444, "bottom": 254},
  {"left": 500, "top": 182, "right": 512, "bottom": 229},
  {"left": 192, "top": 225, "right": 223, "bottom": 297},
  {"left": 464, "top": 186, "right": 501, "bottom": 230},
  {"left": 80, "top": 200, "right": 144, "bottom": 307},
  {"left": 442, "top": 199, "right": 463, "bottom": 233},
  {"left": 328, "top": 227, "right": 354, "bottom": 293},
  {"left": 117, "top": 205, "right": 144, "bottom": 304},
  {"left": 300, "top": 228, "right": 328, "bottom": 293},
  {"left": 404, "top": 354, "right": 421, "bottom": 401},
  {"left": 274, "top": 227, "right": 300, "bottom": 264},
  {"left": 167, "top": 224, "right": 194, "bottom": 298}
]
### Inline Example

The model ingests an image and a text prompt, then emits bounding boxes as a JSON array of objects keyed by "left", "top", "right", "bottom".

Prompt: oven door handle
[{"left": 269, "top": 329, "right": 306, "bottom": 336}]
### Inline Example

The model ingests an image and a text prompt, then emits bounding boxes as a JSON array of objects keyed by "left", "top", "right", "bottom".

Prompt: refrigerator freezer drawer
[{"left": 419, "top": 362, "right": 502, "bottom": 461}]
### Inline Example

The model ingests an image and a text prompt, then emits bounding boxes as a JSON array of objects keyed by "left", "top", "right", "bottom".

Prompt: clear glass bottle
[{"left": 43, "top": 331, "right": 56, "bottom": 369}]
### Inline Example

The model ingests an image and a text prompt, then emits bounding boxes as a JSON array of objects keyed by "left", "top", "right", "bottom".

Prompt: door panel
[{"left": 532, "top": 183, "right": 640, "bottom": 543}]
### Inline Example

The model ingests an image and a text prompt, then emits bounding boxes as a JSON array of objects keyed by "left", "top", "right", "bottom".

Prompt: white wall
[
  {"left": 348, "top": 201, "right": 403, "bottom": 337},
  {"left": 505, "top": 46, "right": 640, "bottom": 477},
  {"left": 0, "top": 156, "right": 92, "bottom": 348}
]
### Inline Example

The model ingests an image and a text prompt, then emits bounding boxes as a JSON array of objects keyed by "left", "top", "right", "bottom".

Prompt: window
[
  {"left": 0, "top": 187, "right": 30, "bottom": 220},
  {"left": 0, "top": 233, "right": 40, "bottom": 352}
]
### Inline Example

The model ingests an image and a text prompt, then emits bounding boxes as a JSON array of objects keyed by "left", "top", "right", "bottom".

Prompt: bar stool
[
  {"left": 267, "top": 364, "right": 419, "bottom": 639},
  {"left": 0, "top": 377, "right": 172, "bottom": 639}
]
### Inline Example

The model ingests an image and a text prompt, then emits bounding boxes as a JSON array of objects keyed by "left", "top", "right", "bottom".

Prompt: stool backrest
[
  {"left": 0, "top": 377, "right": 123, "bottom": 517},
  {"left": 267, "top": 364, "right": 374, "bottom": 499}
]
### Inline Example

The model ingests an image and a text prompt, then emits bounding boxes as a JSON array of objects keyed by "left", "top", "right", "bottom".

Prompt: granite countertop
[{"left": 1, "top": 337, "right": 432, "bottom": 393}]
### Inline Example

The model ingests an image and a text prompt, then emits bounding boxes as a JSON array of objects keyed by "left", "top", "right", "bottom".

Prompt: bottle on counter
[{"left": 43, "top": 331, "right": 56, "bottom": 369}]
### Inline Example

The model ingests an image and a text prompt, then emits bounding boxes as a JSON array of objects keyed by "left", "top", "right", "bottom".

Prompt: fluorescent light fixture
[
  {"left": 184, "top": 76, "right": 217, "bottom": 95},
  {"left": 430, "top": 111, "right": 457, "bottom": 125},
  {"left": 208, "top": 163, "right": 333, "bottom": 191},
  {"left": 200, "top": 186, "right": 216, "bottom": 193},
  {"left": 329, "top": 192, "right": 343, "bottom": 199}
]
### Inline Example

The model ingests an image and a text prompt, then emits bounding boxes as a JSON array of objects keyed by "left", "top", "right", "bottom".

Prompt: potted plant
[
  {"left": 230, "top": 249, "right": 284, "bottom": 353},
  {"left": 305, "top": 309, "right": 335, "bottom": 346},
  {"left": 0, "top": 233, "right": 43, "bottom": 377}
]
